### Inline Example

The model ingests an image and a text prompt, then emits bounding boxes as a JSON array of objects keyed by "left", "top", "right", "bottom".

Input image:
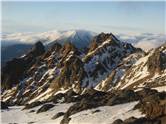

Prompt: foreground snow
[
  {"left": 1, "top": 101, "right": 144, "bottom": 124},
  {"left": 1, "top": 103, "right": 73, "bottom": 124}
]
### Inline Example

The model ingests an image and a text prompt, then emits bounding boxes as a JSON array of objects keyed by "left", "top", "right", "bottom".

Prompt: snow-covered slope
[{"left": 2, "top": 103, "right": 73, "bottom": 124}]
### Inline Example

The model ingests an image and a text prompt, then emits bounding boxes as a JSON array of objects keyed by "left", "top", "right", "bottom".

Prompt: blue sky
[{"left": 2, "top": 1, "right": 166, "bottom": 34}]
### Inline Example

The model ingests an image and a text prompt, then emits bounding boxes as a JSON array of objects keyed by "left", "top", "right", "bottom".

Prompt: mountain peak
[{"left": 88, "top": 32, "right": 121, "bottom": 52}]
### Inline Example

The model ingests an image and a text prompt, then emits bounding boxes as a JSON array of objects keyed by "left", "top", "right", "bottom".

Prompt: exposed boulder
[
  {"left": 1, "top": 101, "right": 8, "bottom": 109},
  {"left": 36, "top": 103, "right": 54, "bottom": 113},
  {"left": 52, "top": 112, "right": 65, "bottom": 119}
]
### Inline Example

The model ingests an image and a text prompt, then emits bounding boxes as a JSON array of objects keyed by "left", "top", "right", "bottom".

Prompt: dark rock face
[
  {"left": 2, "top": 41, "right": 45, "bottom": 89},
  {"left": 1, "top": 101, "right": 8, "bottom": 109},
  {"left": 52, "top": 112, "right": 65, "bottom": 119},
  {"left": 36, "top": 104, "right": 54, "bottom": 113}
]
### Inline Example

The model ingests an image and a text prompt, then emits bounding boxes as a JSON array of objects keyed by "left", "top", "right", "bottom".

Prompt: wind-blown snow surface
[
  {"left": 1, "top": 102, "right": 144, "bottom": 124},
  {"left": 116, "top": 33, "right": 166, "bottom": 51},
  {"left": 1, "top": 103, "right": 73, "bottom": 124}
]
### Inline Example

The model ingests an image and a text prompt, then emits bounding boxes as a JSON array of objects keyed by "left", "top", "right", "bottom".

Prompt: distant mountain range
[{"left": 1, "top": 32, "right": 166, "bottom": 124}]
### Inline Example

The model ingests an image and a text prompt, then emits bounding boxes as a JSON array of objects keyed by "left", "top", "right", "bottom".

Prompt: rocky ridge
[{"left": 1, "top": 32, "right": 166, "bottom": 124}]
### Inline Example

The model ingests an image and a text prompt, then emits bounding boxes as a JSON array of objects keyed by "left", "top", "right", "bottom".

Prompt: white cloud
[
  {"left": 116, "top": 33, "right": 166, "bottom": 51},
  {"left": 2, "top": 30, "right": 166, "bottom": 51}
]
